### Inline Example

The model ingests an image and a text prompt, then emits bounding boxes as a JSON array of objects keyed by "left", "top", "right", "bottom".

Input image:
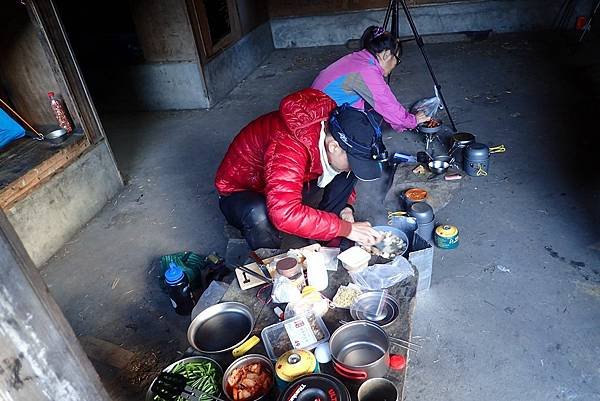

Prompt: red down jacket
[{"left": 215, "top": 88, "right": 353, "bottom": 240}]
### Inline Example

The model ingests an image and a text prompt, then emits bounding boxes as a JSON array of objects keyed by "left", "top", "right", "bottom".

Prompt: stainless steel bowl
[
  {"left": 45, "top": 128, "right": 68, "bottom": 144},
  {"left": 146, "top": 356, "right": 223, "bottom": 401},
  {"left": 222, "top": 354, "right": 274, "bottom": 401},
  {"left": 428, "top": 160, "right": 449, "bottom": 175},
  {"left": 187, "top": 302, "right": 254, "bottom": 353}
]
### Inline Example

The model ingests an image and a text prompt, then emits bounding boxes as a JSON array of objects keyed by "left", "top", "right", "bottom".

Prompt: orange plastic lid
[{"left": 405, "top": 188, "right": 428, "bottom": 201}]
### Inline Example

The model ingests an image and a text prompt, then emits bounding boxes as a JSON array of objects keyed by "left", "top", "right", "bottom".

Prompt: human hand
[
  {"left": 346, "top": 222, "right": 383, "bottom": 246},
  {"left": 339, "top": 207, "right": 355, "bottom": 223},
  {"left": 415, "top": 111, "right": 431, "bottom": 124}
]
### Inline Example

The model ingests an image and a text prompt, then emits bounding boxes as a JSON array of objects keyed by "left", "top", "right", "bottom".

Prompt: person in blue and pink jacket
[{"left": 312, "top": 26, "right": 430, "bottom": 132}]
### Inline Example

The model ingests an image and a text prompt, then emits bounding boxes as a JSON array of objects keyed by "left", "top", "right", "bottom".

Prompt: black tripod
[{"left": 383, "top": 0, "right": 458, "bottom": 132}]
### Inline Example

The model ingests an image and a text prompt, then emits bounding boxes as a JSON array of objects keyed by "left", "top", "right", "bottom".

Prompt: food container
[
  {"left": 358, "top": 378, "right": 399, "bottom": 401},
  {"left": 276, "top": 257, "right": 305, "bottom": 291},
  {"left": 401, "top": 187, "right": 428, "bottom": 209},
  {"left": 187, "top": 302, "right": 254, "bottom": 353},
  {"left": 222, "top": 354, "right": 274, "bottom": 401},
  {"left": 277, "top": 374, "right": 350, "bottom": 401},
  {"left": 463, "top": 142, "right": 490, "bottom": 176},
  {"left": 146, "top": 356, "right": 223, "bottom": 401},
  {"left": 330, "top": 321, "right": 392, "bottom": 380},
  {"left": 284, "top": 287, "right": 330, "bottom": 318},
  {"left": 372, "top": 226, "right": 409, "bottom": 257},
  {"left": 275, "top": 349, "right": 319, "bottom": 390},
  {"left": 337, "top": 246, "right": 371, "bottom": 271},
  {"left": 261, "top": 312, "right": 330, "bottom": 361}
]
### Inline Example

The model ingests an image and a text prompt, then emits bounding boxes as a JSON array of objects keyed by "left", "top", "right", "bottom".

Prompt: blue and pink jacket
[{"left": 312, "top": 49, "right": 417, "bottom": 132}]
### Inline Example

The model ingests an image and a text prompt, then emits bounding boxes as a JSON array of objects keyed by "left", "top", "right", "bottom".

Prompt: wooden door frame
[{"left": 185, "top": 0, "right": 241, "bottom": 64}]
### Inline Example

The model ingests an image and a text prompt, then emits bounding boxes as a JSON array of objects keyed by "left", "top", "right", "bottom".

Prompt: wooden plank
[
  {"left": 0, "top": 209, "right": 111, "bottom": 401},
  {"left": 0, "top": 136, "right": 89, "bottom": 210},
  {"left": 78, "top": 336, "right": 136, "bottom": 370}
]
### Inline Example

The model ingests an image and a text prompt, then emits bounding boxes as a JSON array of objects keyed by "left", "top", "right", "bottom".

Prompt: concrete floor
[{"left": 42, "top": 32, "right": 599, "bottom": 401}]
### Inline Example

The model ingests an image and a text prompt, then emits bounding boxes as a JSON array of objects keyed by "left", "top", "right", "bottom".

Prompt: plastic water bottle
[{"left": 164, "top": 263, "right": 195, "bottom": 315}]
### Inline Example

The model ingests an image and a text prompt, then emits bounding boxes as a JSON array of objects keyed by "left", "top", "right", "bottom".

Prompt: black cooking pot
[{"left": 277, "top": 374, "right": 350, "bottom": 401}]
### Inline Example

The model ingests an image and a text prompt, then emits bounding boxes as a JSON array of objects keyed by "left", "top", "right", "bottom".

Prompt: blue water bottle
[{"left": 164, "top": 263, "right": 195, "bottom": 315}]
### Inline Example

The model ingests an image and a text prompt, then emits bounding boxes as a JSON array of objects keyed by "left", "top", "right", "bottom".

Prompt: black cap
[{"left": 328, "top": 106, "right": 384, "bottom": 181}]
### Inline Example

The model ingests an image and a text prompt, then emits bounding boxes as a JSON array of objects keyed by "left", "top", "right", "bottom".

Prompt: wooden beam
[
  {"left": 0, "top": 209, "right": 111, "bottom": 401},
  {"left": 0, "top": 137, "right": 89, "bottom": 210}
]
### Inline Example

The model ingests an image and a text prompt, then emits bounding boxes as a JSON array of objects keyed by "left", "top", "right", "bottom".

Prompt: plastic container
[
  {"left": 337, "top": 246, "right": 371, "bottom": 271},
  {"left": 48, "top": 91, "right": 73, "bottom": 133},
  {"left": 164, "top": 262, "right": 195, "bottom": 315},
  {"left": 276, "top": 257, "right": 305, "bottom": 291},
  {"left": 305, "top": 251, "right": 328, "bottom": 291},
  {"left": 261, "top": 312, "right": 330, "bottom": 361},
  {"left": 319, "top": 247, "right": 340, "bottom": 271}
]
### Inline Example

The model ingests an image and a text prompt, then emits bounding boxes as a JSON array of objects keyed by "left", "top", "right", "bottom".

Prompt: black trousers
[{"left": 219, "top": 172, "right": 357, "bottom": 250}]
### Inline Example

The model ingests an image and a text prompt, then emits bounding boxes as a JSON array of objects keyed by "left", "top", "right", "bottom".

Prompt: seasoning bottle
[
  {"left": 164, "top": 263, "right": 195, "bottom": 315},
  {"left": 48, "top": 92, "right": 73, "bottom": 133}
]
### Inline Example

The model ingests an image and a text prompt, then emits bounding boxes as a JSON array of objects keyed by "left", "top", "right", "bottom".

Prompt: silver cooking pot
[{"left": 330, "top": 321, "right": 391, "bottom": 380}]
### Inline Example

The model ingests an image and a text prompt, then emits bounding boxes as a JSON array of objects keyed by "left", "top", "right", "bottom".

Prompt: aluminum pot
[
  {"left": 187, "top": 302, "right": 254, "bottom": 353},
  {"left": 329, "top": 321, "right": 390, "bottom": 380}
]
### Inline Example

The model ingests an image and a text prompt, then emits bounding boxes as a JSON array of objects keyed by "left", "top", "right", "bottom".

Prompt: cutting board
[{"left": 235, "top": 244, "right": 320, "bottom": 290}]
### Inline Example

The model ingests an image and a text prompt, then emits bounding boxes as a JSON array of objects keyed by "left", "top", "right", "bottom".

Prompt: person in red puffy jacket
[{"left": 215, "top": 88, "right": 384, "bottom": 250}]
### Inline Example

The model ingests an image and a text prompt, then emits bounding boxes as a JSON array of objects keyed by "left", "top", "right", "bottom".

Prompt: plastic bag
[
  {"left": 271, "top": 275, "right": 302, "bottom": 304},
  {"left": 349, "top": 255, "right": 414, "bottom": 290},
  {"left": 410, "top": 86, "right": 443, "bottom": 118}
]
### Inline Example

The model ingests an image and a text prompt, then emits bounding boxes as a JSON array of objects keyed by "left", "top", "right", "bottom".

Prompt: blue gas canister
[{"left": 165, "top": 263, "right": 195, "bottom": 315}]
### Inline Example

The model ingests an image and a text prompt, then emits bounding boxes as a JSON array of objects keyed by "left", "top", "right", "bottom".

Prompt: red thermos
[{"left": 48, "top": 92, "right": 73, "bottom": 133}]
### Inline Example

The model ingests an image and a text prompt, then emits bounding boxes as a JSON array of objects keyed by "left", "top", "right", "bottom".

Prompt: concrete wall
[
  {"left": 128, "top": 61, "right": 210, "bottom": 110},
  {"left": 6, "top": 141, "right": 122, "bottom": 267},
  {"left": 128, "top": 0, "right": 209, "bottom": 110},
  {"left": 203, "top": 22, "right": 274, "bottom": 105},
  {"left": 270, "top": 0, "right": 565, "bottom": 48}
]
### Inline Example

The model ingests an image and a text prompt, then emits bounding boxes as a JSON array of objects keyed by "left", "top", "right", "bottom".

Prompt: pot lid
[
  {"left": 464, "top": 142, "right": 489, "bottom": 158},
  {"left": 276, "top": 350, "right": 317, "bottom": 382},
  {"left": 278, "top": 374, "right": 350, "bottom": 401},
  {"left": 452, "top": 132, "right": 475, "bottom": 145}
]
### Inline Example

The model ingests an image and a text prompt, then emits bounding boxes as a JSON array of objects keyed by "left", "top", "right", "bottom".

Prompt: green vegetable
[{"left": 153, "top": 359, "right": 221, "bottom": 401}]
